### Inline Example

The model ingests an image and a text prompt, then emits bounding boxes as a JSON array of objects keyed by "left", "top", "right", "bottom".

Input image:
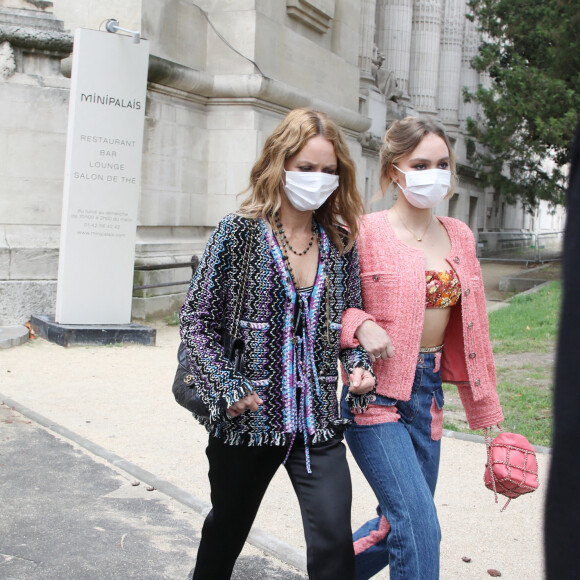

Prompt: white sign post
[{"left": 55, "top": 28, "right": 149, "bottom": 325}]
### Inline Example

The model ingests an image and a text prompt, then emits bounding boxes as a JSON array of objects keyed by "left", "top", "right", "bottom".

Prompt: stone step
[{"left": 0, "top": 325, "right": 29, "bottom": 349}]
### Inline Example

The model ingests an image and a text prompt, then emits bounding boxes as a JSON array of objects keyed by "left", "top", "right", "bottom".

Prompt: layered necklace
[
  {"left": 394, "top": 207, "right": 433, "bottom": 242},
  {"left": 273, "top": 211, "right": 318, "bottom": 288}
]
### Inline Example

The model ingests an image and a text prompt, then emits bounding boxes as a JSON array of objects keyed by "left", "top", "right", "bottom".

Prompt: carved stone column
[
  {"left": 376, "top": 0, "right": 413, "bottom": 98},
  {"left": 458, "top": 14, "right": 479, "bottom": 128},
  {"left": 409, "top": 0, "right": 443, "bottom": 115},
  {"left": 359, "top": 0, "right": 377, "bottom": 86},
  {"left": 0, "top": 0, "right": 51, "bottom": 8},
  {"left": 437, "top": 0, "right": 465, "bottom": 125},
  {"left": 0, "top": 0, "right": 72, "bottom": 77}
]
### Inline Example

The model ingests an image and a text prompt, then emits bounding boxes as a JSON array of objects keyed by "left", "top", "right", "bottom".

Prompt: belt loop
[{"left": 433, "top": 351, "right": 442, "bottom": 373}]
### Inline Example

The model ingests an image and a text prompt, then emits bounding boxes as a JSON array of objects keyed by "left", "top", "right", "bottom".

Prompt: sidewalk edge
[{"left": 442, "top": 428, "right": 551, "bottom": 454}]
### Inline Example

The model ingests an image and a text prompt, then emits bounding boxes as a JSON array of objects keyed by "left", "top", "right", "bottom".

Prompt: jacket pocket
[
  {"left": 239, "top": 320, "right": 270, "bottom": 330},
  {"left": 360, "top": 271, "right": 397, "bottom": 322},
  {"left": 319, "top": 374, "right": 339, "bottom": 385},
  {"left": 237, "top": 320, "right": 270, "bottom": 378},
  {"left": 250, "top": 378, "right": 269, "bottom": 401}
]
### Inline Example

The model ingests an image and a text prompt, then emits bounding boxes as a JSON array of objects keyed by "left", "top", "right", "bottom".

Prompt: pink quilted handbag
[{"left": 484, "top": 427, "right": 539, "bottom": 511}]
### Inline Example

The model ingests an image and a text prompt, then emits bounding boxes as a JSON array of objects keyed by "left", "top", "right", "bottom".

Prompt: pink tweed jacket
[{"left": 341, "top": 210, "right": 504, "bottom": 430}]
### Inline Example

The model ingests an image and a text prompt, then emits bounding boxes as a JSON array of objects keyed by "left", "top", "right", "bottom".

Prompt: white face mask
[
  {"left": 283, "top": 171, "right": 339, "bottom": 212},
  {"left": 394, "top": 165, "right": 451, "bottom": 209}
]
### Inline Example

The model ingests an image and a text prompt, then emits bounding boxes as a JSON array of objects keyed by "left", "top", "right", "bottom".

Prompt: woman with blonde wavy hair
[
  {"left": 180, "top": 108, "right": 375, "bottom": 579},
  {"left": 340, "top": 116, "right": 504, "bottom": 579}
]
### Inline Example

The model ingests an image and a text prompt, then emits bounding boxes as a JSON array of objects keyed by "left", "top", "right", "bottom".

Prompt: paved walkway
[
  {"left": 0, "top": 401, "right": 303, "bottom": 580},
  {"left": 0, "top": 262, "right": 550, "bottom": 579}
]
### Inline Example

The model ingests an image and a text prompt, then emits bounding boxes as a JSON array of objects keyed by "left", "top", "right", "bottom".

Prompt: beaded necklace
[
  {"left": 273, "top": 211, "right": 319, "bottom": 288},
  {"left": 274, "top": 211, "right": 317, "bottom": 255}
]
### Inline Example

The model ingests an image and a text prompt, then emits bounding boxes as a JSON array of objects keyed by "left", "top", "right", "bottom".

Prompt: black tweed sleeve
[
  {"left": 338, "top": 240, "right": 376, "bottom": 412},
  {"left": 179, "top": 214, "right": 254, "bottom": 421}
]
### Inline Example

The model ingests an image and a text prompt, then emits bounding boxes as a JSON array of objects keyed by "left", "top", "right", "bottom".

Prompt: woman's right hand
[
  {"left": 227, "top": 392, "right": 263, "bottom": 418},
  {"left": 355, "top": 320, "right": 395, "bottom": 362}
]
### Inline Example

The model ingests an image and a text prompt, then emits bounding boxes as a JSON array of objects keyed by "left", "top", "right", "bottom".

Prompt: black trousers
[{"left": 193, "top": 434, "right": 355, "bottom": 580}]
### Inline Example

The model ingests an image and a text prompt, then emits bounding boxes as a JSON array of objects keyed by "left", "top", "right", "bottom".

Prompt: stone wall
[
  {"left": 1, "top": 0, "right": 561, "bottom": 325},
  {"left": 0, "top": 0, "right": 370, "bottom": 324},
  {"left": 0, "top": 0, "right": 72, "bottom": 324}
]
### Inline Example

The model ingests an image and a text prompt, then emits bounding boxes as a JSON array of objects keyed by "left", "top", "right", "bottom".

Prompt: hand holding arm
[{"left": 355, "top": 320, "right": 395, "bottom": 361}]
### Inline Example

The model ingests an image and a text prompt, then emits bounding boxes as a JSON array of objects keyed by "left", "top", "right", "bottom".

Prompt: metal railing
[
  {"left": 133, "top": 255, "right": 199, "bottom": 291},
  {"left": 476, "top": 231, "right": 563, "bottom": 264}
]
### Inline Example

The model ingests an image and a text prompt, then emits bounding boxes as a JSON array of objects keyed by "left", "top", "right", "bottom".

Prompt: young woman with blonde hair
[
  {"left": 180, "top": 108, "right": 375, "bottom": 579},
  {"left": 340, "top": 116, "right": 504, "bottom": 579}
]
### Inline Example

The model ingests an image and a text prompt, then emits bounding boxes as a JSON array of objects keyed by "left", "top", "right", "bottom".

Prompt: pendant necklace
[{"left": 394, "top": 208, "right": 432, "bottom": 242}]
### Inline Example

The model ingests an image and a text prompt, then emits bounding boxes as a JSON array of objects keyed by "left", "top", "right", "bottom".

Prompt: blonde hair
[
  {"left": 378, "top": 116, "right": 457, "bottom": 199},
  {"left": 238, "top": 108, "right": 363, "bottom": 252}
]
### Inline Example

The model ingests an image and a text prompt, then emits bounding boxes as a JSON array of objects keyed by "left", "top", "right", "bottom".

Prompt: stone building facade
[{"left": 0, "top": 0, "right": 563, "bottom": 324}]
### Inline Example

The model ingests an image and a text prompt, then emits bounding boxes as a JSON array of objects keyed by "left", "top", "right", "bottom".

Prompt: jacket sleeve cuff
[
  {"left": 344, "top": 388, "right": 377, "bottom": 414},
  {"left": 341, "top": 346, "right": 374, "bottom": 375},
  {"left": 457, "top": 385, "right": 505, "bottom": 430},
  {"left": 340, "top": 347, "right": 376, "bottom": 413},
  {"left": 341, "top": 308, "right": 376, "bottom": 349},
  {"left": 205, "top": 379, "right": 253, "bottom": 423},
  {"left": 466, "top": 410, "right": 505, "bottom": 431},
  {"left": 222, "top": 379, "right": 253, "bottom": 409}
]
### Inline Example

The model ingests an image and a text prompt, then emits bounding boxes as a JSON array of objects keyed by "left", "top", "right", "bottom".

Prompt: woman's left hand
[
  {"left": 348, "top": 367, "right": 375, "bottom": 395},
  {"left": 226, "top": 392, "right": 263, "bottom": 418}
]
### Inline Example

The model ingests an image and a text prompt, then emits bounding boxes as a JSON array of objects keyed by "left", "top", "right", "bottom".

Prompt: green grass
[
  {"left": 444, "top": 363, "right": 554, "bottom": 446},
  {"left": 488, "top": 281, "right": 561, "bottom": 353},
  {"left": 492, "top": 373, "right": 552, "bottom": 447},
  {"left": 443, "top": 281, "right": 561, "bottom": 447},
  {"left": 166, "top": 310, "right": 180, "bottom": 326}
]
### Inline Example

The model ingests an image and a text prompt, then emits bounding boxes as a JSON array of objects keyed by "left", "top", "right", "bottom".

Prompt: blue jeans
[{"left": 341, "top": 353, "right": 444, "bottom": 580}]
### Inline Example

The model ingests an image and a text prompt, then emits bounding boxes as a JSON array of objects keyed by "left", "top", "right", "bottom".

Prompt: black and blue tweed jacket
[{"left": 180, "top": 213, "right": 373, "bottom": 445}]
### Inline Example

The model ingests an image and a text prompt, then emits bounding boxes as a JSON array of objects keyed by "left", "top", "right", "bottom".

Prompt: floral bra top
[{"left": 425, "top": 269, "right": 462, "bottom": 308}]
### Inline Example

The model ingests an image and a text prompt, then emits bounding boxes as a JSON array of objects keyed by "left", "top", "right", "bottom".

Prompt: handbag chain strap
[
  {"left": 485, "top": 424, "right": 511, "bottom": 510},
  {"left": 229, "top": 220, "right": 255, "bottom": 339},
  {"left": 484, "top": 427, "right": 499, "bottom": 505}
]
